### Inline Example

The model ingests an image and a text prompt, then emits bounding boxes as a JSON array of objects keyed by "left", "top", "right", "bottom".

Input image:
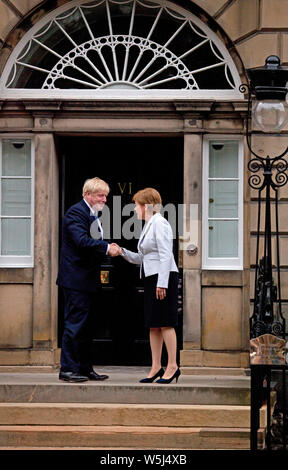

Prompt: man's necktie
[{"left": 94, "top": 215, "right": 103, "bottom": 240}]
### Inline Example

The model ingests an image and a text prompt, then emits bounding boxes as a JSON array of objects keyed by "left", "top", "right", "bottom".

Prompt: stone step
[
  {"left": 0, "top": 425, "right": 255, "bottom": 450},
  {"left": 0, "top": 403, "right": 264, "bottom": 428},
  {"left": 0, "top": 373, "right": 250, "bottom": 405},
  {"left": 0, "top": 370, "right": 256, "bottom": 450}
]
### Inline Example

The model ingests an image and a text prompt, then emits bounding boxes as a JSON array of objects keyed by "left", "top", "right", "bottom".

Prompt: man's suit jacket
[
  {"left": 56, "top": 199, "right": 108, "bottom": 293},
  {"left": 122, "top": 213, "right": 178, "bottom": 289}
]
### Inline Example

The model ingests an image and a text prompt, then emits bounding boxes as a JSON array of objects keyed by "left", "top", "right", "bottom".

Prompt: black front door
[{"left": 58, "top": 135, "right": 183, "bottom": 365}]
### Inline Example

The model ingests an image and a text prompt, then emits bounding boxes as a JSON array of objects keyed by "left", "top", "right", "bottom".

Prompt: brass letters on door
[{"left": 118, "top": 182, "right": 132, "bottom": 195}]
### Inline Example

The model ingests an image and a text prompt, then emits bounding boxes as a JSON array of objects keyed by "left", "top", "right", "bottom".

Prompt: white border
[
  {"left": 0, "top": 135, "right": 34, "bottom": 268},
  {"left": 202, "top": 134, "right": 243, "bottom": 270},
  {"left": 0, "top": 0, "right": 243, "bottom": 100}
]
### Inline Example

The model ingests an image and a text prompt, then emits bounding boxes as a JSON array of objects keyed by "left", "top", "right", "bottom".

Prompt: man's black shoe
[
  {"left": 85, "top": 370, "right": 109, "bottom": 381},
  {"left": 59, "top": 371, "right": 89, "bottom": 382}
]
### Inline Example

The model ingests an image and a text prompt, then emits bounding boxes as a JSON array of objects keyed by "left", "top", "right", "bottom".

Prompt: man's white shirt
[{"left": 83, "top": 198, "right": 109, "bottom": 253}]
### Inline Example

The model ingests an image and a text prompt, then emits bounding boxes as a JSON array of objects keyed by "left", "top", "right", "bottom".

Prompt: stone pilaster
[
  {"left": 181, "top": 132, "right": 202, "bottom": 352},
  {"left": 32, "top": 133, "right": 59, "bottom": 355}
]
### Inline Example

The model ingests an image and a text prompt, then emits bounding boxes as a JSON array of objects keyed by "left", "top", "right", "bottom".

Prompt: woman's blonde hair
[
  {"left": 132, "top": 187, "right": 162, "bottom": 213},
  {"left": 82, "top": 177, "right": 110, "bottom": 196}
]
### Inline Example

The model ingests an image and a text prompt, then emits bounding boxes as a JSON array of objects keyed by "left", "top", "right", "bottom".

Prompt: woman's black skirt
[{"left": 143, "top": 271, "right": 179, "bottom": 328}]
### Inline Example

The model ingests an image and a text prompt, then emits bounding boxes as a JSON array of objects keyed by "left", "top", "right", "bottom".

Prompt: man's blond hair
[{"left": 82, "top": 177, "right": 110, "bottom": 196}]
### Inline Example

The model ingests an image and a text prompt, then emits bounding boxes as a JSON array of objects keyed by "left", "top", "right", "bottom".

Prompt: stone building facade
[{"left": 0, "top": 0, "right": 287, "bottom": 370}]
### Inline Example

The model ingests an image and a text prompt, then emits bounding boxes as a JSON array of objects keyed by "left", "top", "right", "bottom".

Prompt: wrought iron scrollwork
[
  {"left": 239, "top": 83, "right": 249, "bottom": 94},
  {"left": 274, "top": 159, "right": 288, "bottom": 188},
  {"left": 248, "top": 156, "right": 288, "bottom": 191},
  {"left": 248, "top": 158, "right": 266, "bottom": 190}
]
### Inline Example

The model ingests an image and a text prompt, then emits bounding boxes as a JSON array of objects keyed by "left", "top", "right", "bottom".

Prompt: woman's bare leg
[
  {"left": 161, "top": 327, "right": 178, "bottom": 379},
  {"left": 147, "top": 328, "right": 163, "bottom": 377}
]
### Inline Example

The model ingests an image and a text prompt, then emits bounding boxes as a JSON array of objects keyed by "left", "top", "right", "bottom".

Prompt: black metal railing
[{"left": 251, "top": 364, "right": 288, "bottom": 450}]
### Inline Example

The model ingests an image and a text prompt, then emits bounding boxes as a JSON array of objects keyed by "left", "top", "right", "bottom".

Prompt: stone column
[
  {"left": 32, "top": 132, "right": 59, "bottom": 364},
  {"left": 181, "top": 132, "right": 202, "bottom": 359}
]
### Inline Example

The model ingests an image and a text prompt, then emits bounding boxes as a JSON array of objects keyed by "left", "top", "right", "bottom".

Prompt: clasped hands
[
  {"left": 108, "top": 243, "right": 122, "bottom": 257},
  {"left": 107, "top": 243, "right": 167, "bottom": 300}
]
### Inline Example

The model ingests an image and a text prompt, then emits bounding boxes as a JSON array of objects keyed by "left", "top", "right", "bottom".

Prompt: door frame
[{"left": 56, "top": 133, "right": 184, "bottom": 365}]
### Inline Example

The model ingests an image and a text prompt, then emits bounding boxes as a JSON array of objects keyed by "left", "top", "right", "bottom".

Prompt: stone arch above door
[
  {"left": 0, "top": 0, "right": 286, "bottom": 86},
  {"left": 0, "top": 0, "right": 244, "bottom": 99}
]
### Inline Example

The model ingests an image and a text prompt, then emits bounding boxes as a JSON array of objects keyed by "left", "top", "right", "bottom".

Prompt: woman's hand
[{"left": 156, "top": 287, "right": 166, "bottom": 300}]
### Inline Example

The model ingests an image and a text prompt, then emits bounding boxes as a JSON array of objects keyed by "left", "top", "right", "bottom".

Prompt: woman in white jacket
[{"left": 120, "top": 188, "right": 180, "bottom": 384}]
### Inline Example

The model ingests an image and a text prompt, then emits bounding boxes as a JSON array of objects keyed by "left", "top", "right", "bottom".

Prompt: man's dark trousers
[{"left": 60, "top": 287, "right": 98, "bottom": 374}]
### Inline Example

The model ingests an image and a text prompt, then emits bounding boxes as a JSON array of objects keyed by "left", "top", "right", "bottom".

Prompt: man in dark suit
[{"left": 57, "top": 177, "right": 119, "bottom": 382}]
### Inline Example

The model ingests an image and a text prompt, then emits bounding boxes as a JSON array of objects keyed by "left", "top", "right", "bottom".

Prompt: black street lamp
[
  {"left": 244, "top": 57, "right": 288, "bottom": 452},
  {"left": 240, "top": 56, "right": 288, "bottom": 345}
]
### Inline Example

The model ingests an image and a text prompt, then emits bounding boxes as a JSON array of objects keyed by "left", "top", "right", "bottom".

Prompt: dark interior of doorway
[{"left": 57, "top": 135, "right": 184, "bottom": 366}]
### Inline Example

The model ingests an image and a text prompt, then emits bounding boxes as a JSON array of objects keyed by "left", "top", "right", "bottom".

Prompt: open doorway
[{"left": 57, "top": 135, "right": 183, "bottom": 365}]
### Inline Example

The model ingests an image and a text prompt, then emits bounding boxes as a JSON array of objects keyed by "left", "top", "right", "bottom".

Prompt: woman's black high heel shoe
[
  {"left": 156, "top": 368, "right": 181, "bottom": 384},
  {"left": 139, "top": 367, "right": 164, "bottom": 383}
]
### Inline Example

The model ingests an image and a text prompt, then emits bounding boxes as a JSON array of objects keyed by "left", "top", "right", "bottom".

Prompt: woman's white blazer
[{"left": 121, "top": 213, "right": 178, "bottom": 288}]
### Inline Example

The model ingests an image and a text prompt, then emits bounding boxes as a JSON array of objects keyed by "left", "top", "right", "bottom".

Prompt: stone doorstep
[
  {"left": 0, "top": 403, "right": 264, "bottom": 428},
  {"left": 0, "top": 383, "right": 251, "bottom": 406},
  {"left": 0, "top": 370, "right": 251, "bottom": 405},
  {"left": 0, "top": 425, "right": 252, "bottom": 450}
]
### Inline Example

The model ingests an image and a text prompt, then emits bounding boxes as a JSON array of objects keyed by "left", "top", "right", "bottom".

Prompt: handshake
[{"left": 107, "top": 243, "right": 123, "bottom": 257}]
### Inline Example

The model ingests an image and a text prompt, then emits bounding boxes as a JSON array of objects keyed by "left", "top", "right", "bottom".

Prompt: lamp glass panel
[{"left": 252, "top": 99, "right": 288, "bottom": 132}]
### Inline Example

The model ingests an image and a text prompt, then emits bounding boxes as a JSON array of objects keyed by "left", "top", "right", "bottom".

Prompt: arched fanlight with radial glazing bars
[{"left": 1, "top": 0, "right": 242, "bottom": 98}]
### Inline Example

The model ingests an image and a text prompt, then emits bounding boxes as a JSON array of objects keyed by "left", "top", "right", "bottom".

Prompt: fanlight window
[{"left": 1, "top": 0, "right": 242, "bottom": 97}]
